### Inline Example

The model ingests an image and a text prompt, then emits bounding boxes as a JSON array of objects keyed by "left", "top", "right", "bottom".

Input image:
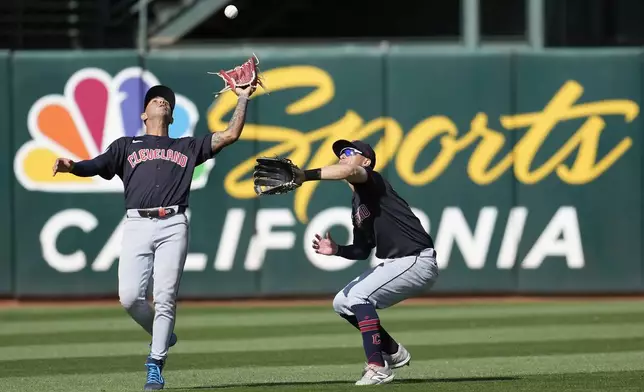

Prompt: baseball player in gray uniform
[
  {"left": 303, "top": 139, "right": 439, "bottom": 385},
  {"left": 52, "top": 83, "right": 255, "bottom": 390}
]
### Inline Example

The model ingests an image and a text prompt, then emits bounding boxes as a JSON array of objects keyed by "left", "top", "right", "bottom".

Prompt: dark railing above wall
[
  {"left": 1, "top": 0, "right": 644, "bottom": 51},
  {"left": 0, "top": 0, "right": 140, "bottom": 49}
]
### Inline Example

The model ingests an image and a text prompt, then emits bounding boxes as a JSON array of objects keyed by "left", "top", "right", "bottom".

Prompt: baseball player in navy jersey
[
  {"left": 299, "top": 139, "right": 439, "bottom": 385},
  {"left": 52, "top": 83, "right": 255, "bottom": 390}
]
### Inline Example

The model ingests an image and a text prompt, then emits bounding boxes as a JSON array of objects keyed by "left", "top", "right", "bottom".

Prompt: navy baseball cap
[
  {"left": 332, "top": 139, "right": 376, "bottom": 168},
  {"left": 144, "top": 85, "right": 176, "bottom": 111}
]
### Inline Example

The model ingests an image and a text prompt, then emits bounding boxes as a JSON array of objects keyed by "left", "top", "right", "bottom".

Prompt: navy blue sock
[
  {"left": 340, "top": 313, "right": 360, "bottom": 329},
  {"left": 351, "top": 304, "right": 385, "bottom": 366},
  {"left": 340, "top": 313, "right": 399, "bottom": 355}
]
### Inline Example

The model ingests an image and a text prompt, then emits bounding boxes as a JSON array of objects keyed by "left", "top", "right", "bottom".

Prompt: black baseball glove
[{"left": 253, "top": 157, "right": 303, "bottom": 196}]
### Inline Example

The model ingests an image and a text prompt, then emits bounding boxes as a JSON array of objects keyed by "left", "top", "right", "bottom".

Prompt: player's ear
[
  {"left": 362, "top": 158, "right": 371, "bottom": 168},
  {"left": 140, "top": 113, "right": 148, "bottom": 121}
]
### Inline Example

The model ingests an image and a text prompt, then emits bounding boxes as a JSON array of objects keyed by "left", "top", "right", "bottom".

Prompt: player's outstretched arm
[
  {"left": 52, "top": 157, "right": 101, "bottom": 177},
  {"left": 312, "top": 231, "right": 373, "bottom": 260},
  {"left": 210, "top": 86, "right": 253, "bottom": 155},
  {"left": 53, "top": 139, "right": 121, "bottom": 179},
  {"left": 300, "top": 164, "right": 369, "bottom": 184}
]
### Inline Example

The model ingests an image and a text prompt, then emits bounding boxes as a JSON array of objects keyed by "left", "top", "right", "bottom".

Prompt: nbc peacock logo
[{"left": 14, "top": 67, "right": 215, "bottom": 192}]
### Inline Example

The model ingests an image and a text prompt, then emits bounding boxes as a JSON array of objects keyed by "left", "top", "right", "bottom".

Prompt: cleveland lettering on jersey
[
  {"left": 127, "top": 148, "right": 189, "bottom": 168},
  {"left": 354, "top": 204, "right": 371, "bottom": 227}
]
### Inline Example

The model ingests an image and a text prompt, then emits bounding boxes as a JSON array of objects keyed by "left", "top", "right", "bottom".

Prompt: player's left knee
[
  {"left": 333, "top": 291, "right": 353, "bottom": 316},
  {"left": 119, "top": 291, "right": 144, "bottom": 310}
]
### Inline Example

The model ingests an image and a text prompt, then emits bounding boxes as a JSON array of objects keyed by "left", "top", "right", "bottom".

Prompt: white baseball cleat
[
  {"left": 355, "top": 362, "right": 394, "bottom": 385},
  {"left": 382, "top": 343, "right": 411, "bottom": 369}
]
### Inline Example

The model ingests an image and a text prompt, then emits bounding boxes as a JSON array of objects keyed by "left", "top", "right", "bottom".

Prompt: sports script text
[{"left": 208, "top": 65, "right": 639, "bottom": 223}]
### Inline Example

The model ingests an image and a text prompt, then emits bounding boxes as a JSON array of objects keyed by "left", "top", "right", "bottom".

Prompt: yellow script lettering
[
  {"left": 208, "top": 64, "right": 639, "bottom": 223},
  {"left": 501, "top": 80, "right": 638, "bottom": 184}
]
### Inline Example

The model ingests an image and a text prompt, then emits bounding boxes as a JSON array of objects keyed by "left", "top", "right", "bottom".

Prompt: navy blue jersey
[
  {"left": 73, "top": 133, "right": 215, "bottom": 209},
  {"left": 351, "top": 167, "right": 433, "bottom": 259}
]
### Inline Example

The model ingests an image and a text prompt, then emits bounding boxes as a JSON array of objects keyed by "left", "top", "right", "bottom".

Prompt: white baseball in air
[{"left": 224, "top": 5, "right": 238, "bottom": 19}]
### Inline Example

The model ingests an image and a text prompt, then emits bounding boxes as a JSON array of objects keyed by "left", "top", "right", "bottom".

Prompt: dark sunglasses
[{"left": 340, "top": 147, "right": 363, "bottom": 157}]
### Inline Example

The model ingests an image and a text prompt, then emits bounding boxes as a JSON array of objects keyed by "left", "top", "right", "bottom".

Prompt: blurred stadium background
[{"left": 2, "top": 1, "right": 644, "bottom": 391}]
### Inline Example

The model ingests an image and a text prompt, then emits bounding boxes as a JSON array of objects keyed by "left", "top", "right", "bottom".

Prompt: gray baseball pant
[
  {"left": 333, "top": 247, "right": 439, "bottom": 316},
  {"left": 118, "top": 209, "right": 189, "bottom": 361}
]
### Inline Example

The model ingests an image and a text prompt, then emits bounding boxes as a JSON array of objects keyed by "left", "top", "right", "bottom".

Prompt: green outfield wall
[
  {"left": 1, "top": 46, "right": 643, "bottom": 298},
  {"left": 0, "top": 51, "right": 13, "bottom": 296}
]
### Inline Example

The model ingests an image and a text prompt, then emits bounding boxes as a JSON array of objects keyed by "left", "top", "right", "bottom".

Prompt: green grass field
[{"left": 1, "top": 299, "right": 644, "bottom": 391}]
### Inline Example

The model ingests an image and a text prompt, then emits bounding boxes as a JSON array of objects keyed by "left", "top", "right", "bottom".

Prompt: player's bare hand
[
  {"left": 312, "top": 232, "right": 338, "bottom": 255},
  {"left": 52, "top": 158, "right": 74, "bottom": 176},
  {"left": 235, "top": 85, "right": 256, "bottom": 98}
]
